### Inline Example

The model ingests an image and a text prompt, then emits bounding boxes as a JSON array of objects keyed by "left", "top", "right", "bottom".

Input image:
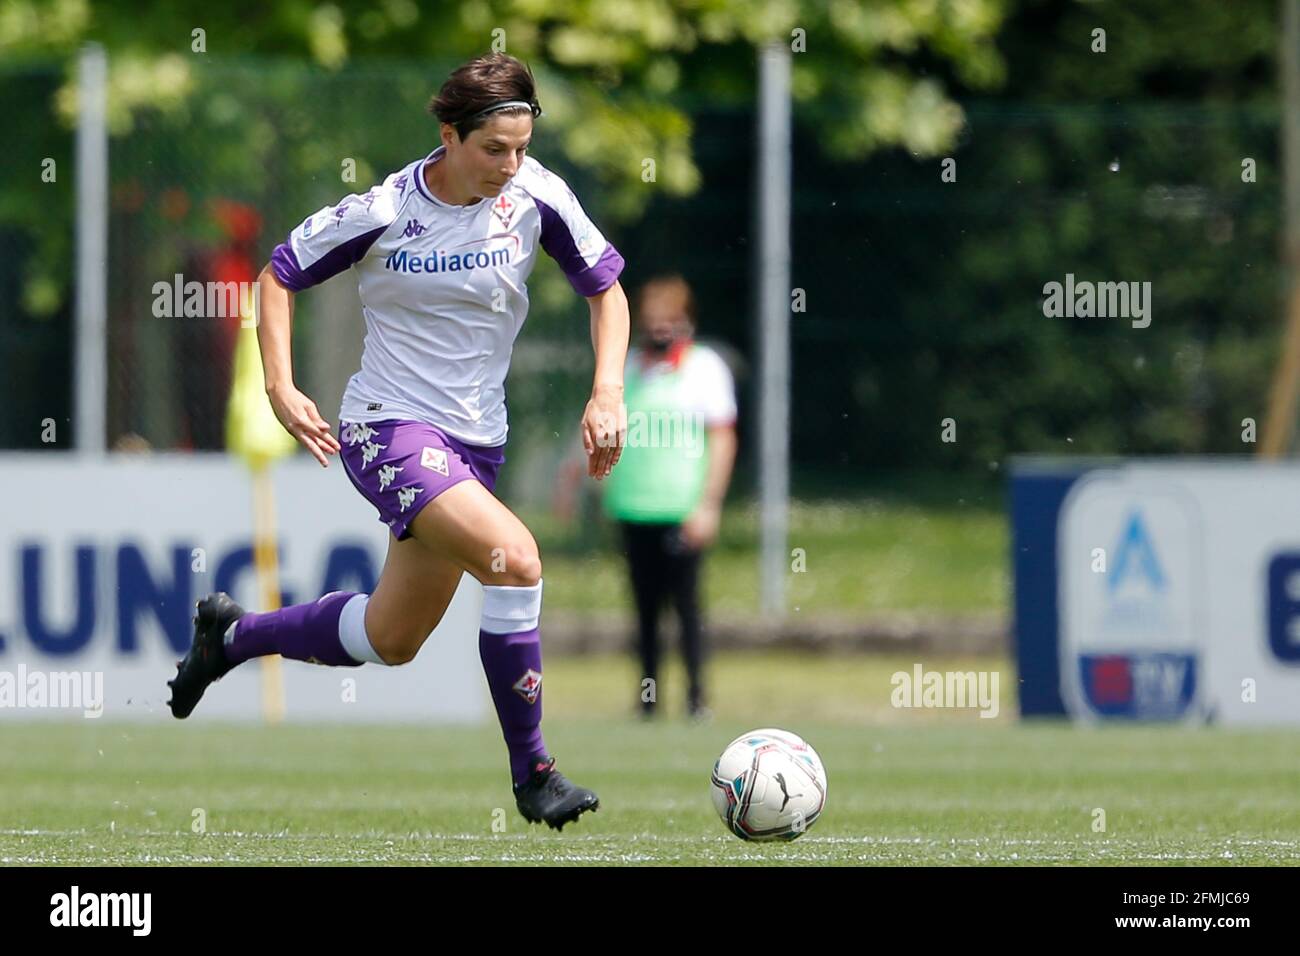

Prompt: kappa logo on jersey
[
  {"left": 401, "top": 218, "right": 427, "bottom": 238},
  {"left": 492, "top": 194, "right": 516, "bottom": 227},
  {"left": 513, "top": 668, "right": 542, "bottom": 704},
  {"left": 420, "top": 446, "right": 450, "bottom": 476}
]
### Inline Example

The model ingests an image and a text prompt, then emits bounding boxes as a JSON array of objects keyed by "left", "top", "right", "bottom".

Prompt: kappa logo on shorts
[
  {"left": 377, "top": 463, "right": 403, "bottom": 491},
  {"left": 513, "top": 669, "right": 542, "bottom": 704},
  {"left": 341, "top": 422, "right": 377, "bottom": 446},
  {"left": 420, "top": 446, "right": 450, "bottom": 476},
  {"left": 396, "top": 486, "right": 424, "bottom": 512}
]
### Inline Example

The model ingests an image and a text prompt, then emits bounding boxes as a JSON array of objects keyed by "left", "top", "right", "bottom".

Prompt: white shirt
[
  {"left": 271, "top": 147, "right": 624, "bottom": 446},
  {"left": 627, "top": 341, "right": 738, "bottom": 427}
]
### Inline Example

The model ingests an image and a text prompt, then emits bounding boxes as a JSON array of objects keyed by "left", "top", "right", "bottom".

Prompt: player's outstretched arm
[
  {"left": 256, "top": 263, "right": 341, "bottom": 467},
  {"left": 581, "top": 279, "right": 630, "bottom": 480}
]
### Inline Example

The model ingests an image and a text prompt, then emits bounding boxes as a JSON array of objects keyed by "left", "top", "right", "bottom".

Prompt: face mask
[{"left": 646, "top": 331, "right": 674, "bottom": 354}]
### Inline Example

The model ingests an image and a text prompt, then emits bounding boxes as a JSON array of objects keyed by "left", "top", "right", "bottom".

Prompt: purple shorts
[{"left": 339, "top": 419, "right": 505, "bottom": 540}]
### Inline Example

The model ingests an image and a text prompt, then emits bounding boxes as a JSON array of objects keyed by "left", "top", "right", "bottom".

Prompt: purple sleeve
[
  {"left": 269, "top": 224, "right": 388, "bottom": 293},
  {"left": 534, "top": 197, "right": 625, "bottom": 297},
  {"left": 270, "top": 241, "right": 311, "bottom": 292}
]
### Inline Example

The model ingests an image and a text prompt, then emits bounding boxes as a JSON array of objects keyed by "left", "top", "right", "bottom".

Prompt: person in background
[
  {"left": 170, "top": 199, "right": 262, "bottom": 450},
  {"left": 601, "top": 275, "right": 737, "bottom": 719}
]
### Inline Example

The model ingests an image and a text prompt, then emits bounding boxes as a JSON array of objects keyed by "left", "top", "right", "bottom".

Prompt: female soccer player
[{"left": 167, "top": 53, "right": 629, "bottom": 832}]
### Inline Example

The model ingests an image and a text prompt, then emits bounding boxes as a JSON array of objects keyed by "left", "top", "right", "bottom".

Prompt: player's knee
[
  {"left": 380, "top": 642, "right": 420, "bottom": 666},
  {"left": 370, "top": 640, "right": 412, "bottom": 666},
  {"left": 370, "top": 627, "right": 428, "bottom": 666},
  {"left": 510, "top": 550, "right": 542, "bottom": 587},
  {"left": 482, "top": 545, "right": 541, "bottom": 587}
]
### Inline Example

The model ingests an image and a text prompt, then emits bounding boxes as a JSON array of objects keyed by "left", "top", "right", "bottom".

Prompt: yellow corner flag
[
  {"left": 226, "top": 318, "right": 298, "bottom": 469},
  {"left": 225, "top": 297, "right": 298, "bottom": 724}
]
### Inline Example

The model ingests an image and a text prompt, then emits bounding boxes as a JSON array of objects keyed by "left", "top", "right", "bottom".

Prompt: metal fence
[{"left": 2, "top": 56, "right": 1288, "bottom": 506}]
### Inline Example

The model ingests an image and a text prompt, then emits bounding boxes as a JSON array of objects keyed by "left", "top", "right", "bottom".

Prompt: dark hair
[{"left": 428, "top": 53, "right": 540, "bottom": 143}]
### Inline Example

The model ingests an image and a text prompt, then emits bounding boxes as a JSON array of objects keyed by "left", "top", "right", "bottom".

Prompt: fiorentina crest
[
  {"left": 492, "top": 194, "right": 516, "bottom": 227},
  {"left": 420, "top": 446, "right": 450, "bottom": 476},
  {"left": 513, "top": 668, "right": 542, "bottom": 704}
]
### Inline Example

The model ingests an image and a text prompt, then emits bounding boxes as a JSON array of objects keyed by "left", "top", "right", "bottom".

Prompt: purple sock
[
  {"left": 225, "top": 591, "right": 363, "bottom": 668},
  {"left": 479, "top": 625, "right": 549, "bottom": 786}
]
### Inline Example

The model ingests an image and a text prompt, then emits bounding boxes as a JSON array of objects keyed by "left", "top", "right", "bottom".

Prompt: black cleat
[
  {"left": 513, "top": 756, "right": 600, "bottom": 831},
  {"left": 167, "top": 592, "right": 244, "bottom": 719}
]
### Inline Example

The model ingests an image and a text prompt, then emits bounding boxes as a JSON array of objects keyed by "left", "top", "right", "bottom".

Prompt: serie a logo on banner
[{"left": 1058, "top": 477, "right": 1203, "bottom": 721}]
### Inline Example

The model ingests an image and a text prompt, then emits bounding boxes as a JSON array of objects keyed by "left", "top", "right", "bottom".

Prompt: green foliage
[
  {"left": 1, "top": 0, "right": 1291, "bottom": 470},
  {"left": 0, "top": 0, "right": 1006, "bottom": 302},
  {"left": 791, "top": 0, "right": 1284, "bottom": 473}
]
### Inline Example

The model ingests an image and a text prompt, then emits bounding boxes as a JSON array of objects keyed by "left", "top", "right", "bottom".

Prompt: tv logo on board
[
  {"left": 1059, "top": 481, "right": 1204, "bottom": 722},
  {"left": 1078, "top": 511, "right": 1197, "bottom": 718}
]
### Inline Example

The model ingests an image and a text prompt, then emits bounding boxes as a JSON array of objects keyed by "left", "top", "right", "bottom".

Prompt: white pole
[
  {"left": 757, "top": 42, "right": 791, "bottom": 615},
  {"left": 75, "top": 43, "right": 108, "bottom": 455}
]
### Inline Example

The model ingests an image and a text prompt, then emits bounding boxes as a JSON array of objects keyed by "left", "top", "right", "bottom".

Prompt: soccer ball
[{"left": 710, "top": 727, "right": 827, "bottom": 842}]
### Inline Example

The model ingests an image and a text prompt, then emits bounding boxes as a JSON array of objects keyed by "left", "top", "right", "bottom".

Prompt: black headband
[{"left": 469, "top": 99, "right": 542, "bottom": 122}]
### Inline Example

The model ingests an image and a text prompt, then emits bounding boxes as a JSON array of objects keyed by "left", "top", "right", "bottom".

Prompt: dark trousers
[{"left": 619, "top": 520, "right": 705, "bottom": 714}]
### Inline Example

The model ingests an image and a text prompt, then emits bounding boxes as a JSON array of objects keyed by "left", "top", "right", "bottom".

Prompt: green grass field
[
  {"left": 526, "top": 495, "right": 1008, "bottom": 615},
  {"left": 2, "top": 653, "right": 1298, "bottom": 866}
]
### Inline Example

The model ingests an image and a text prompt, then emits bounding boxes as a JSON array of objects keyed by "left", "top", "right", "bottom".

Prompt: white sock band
[
  {"left": 481, "top": 579, "right": 543, "bottom": 634},
  {"left": 338, "top": 593, "right": 386, "bottom": 664}
]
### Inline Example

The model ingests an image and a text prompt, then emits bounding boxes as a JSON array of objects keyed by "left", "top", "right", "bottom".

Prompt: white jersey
[{"left": 270, "top": 147, "right": 624, "bottom": 446}]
